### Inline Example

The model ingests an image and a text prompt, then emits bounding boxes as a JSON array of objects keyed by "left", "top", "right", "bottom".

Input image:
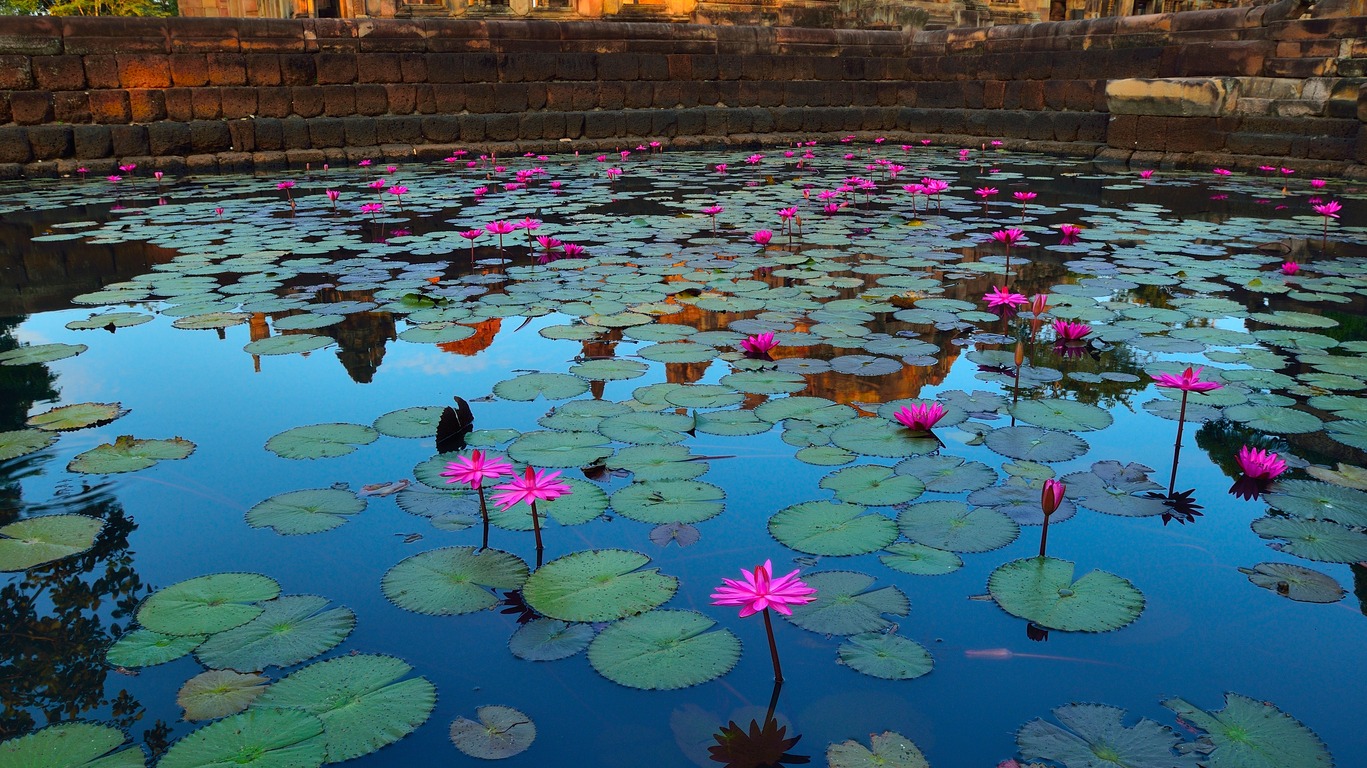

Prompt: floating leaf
[
  {"left": 830, "top": 419, "right": 939, "bottom": 459},
  {"left": 246, "top": 489, "right": 366, "bottom": 535},
  {"left": 506, "top": 430, "right": 613, "bottom": 468},
  {"left": 1241, "top": 562, "right": 1345, "bottom": 604},
  {"left": 570, "top": 358, "right": 649, "bottom": 381},
  {"left": 984, "top": 427, "right": 1089, "bottom": 462},
  {"left": 608, "top": 444, "right": 709, "bottom": 481},
  {"left": 987, "top": 557, "right": 1144, "bottom": 632},
  {"left": 68, "top": 435, "right": 195, "bottom": 474},
  {"left": 264, "top": 423, "right": 378, "bottom": 460},
  {"left": 373, "top": 406, "right": 445, "bottom": 438},
  {"left": 1223, "top": 404, "right": 1323, "bottom": 434},
  {"left": 768, "top": 500, "right": 897, "bottom": 556},
  {"left": 0, "top": 723, "right": 145, "bottom": 768},
  {"left": 138, "top": 573, "right": 281, "bottom": 636},
  {"left": 753, "top": 396, "right": 857, "bottom": 425},
  {"left": 897, "top": 500, "right": 1020, "bottom": 552},
  {"left": 243, "top": 334, "right": 334, "bottom": 356},
  {"left": 106, "top": 629, "right": 203, "bottom": 668},
  {"left": 719, "top": 370, "right": 807, "bottom": 395},
  {"left": 255, "top": 654, "right": 436, "bottom": 763},
  {"left": 450, "top": 706, "right": 536, "bottom": 760},
  {"left": 588, "top": 609, "right": 740, "bottom": 690},
  {"left": 159, "top": 709, "right": 324, "bottom": 768},
  {"left": 1161, "top": 694, "right": 1333, "bottom": 768},
  {"left": 665, "top": 384, "right": 745, "bottom": 409},
  {"left": 795, "top": 445, "right": 857, "bottom": 466},
  {"left": 649, "top": 522, "right": 701, "bottom": 548},
  {"left": 26, "top": 402, "right": 127, "bottom": 432},
  {"left": 838, "top": 632, "right": 934, "bottom": 680},
  {"left": 172, "top": 312, "right": 249, "bottom": 330},
  {"left": 177, "top": 670, "right": 269, "bottom": 721},
  {"left": 65, "top": 312, "right": 152, "bottom": 331},
  {"left": 1011, "top": 399, "right": 1114, "bottom": 432},
  {"left": 382, "top": 547, "right": 528, "bottom": 615},
  {"left": 611, "top": 480, "right": 725, "bottom": 524},
  {"left": 1325, "top": 420, "right": 1367, "bottom": 451},
  {"left": 493, "top": 372, "right": 589, "bottom": 401},
  {"left": 894, "top": 455, "right": 997, "bottom": 493},
  {"left": 880, "top": 542, "right": 963, "bottom": 575},
  {"left": 598, "top": 412, "right": 694, "bottom": 445},
  {"left": 1264, "top": 480, "right": 1367, "bottom": 526},
  {"left": 523, "top": 549, "right": 677, "bottom": 622},
  {"left": 1252, "top": 516, "right": 1367, "bottom": 563},
  {"left": 196, "top": 595, "right": 354, "bottom": 671},
  {"left": 819, "top": 465, "right": 925, "bottom": 506},
  {"left": 508, "top": 619, "right": 595, "bottom": 662},
  {"left": 0, "top": 343, "right": 86, "bottom": 366},
  {"left": 638, "top": 342, "right": 717, "bottom": 364},
  {"left": 827, "top": 731, "right": 929, "bottom": 768},
  {"left": 489, "top": 478, "right": 607, "bottom": 530},
  {"left": 695, "top": 410, "right": 770, "bottom": 436},
  {"left": 0, "top": 429, "right": 56, "bottom": 461},
  {"left": 783, "top": 571, "right": 908, "bottom": 635},
  {"left": 1016, "top": 703, "right": 1197, "bottom": 768},
  {"left": 0, "top": 514, "right": 103, "bottom": 572}
]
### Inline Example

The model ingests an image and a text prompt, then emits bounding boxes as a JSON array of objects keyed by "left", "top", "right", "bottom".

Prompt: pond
[{"left": 0, "top": 142, "right": 1365, "bottom": 768}]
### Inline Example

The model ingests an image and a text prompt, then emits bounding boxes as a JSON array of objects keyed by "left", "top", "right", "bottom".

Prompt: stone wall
[{"left": 0, "top": 0, "right": 1364, "bottom": 178}]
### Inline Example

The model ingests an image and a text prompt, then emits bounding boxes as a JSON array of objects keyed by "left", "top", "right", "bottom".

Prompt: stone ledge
[{"left": 1106, "top": 76, "right": 1240, "bottom": 116}]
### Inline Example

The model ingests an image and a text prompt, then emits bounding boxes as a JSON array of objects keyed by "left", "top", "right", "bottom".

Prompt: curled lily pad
[
  {"left": 264, "top": 423, "right": 378, "bottom": 460},
  {"left": 195, "top": 595, "right": 355, "bottom": 671},
  {"left": 783, "top": 571, "right": 908, "bottom": 635},
  {"left": 382, "top": 547, "right": 529, "bottom": 615},
  {"left": 611, "top": 480, "right": 725, "bottom": 524},
  {"left": 0, "top": 514, "right": 103, "bottom": 572},
  {"left": 0, "top": 723, "right": 145, "bottom": 768},
  {"left": 0, "top": 429, "right": 56, "bottom": 461},
  {"left": 451, "top": 706, "right": 536, "bottom": 760},
  {"left": 177, "top": 670, "right": 269, "bottom": 721},
  {"left": 26, "top": 402, "right": 127, "bottom": 432},
  {"left": 987, "top": 557, "right": 1145, "bottom": 632},
  {"left": 769, "top": 500, "right": 897, "bottom": 556},
  {"left": 1016, "top": 703, "right": 1197, "bottom": 768},
  {"left": 137, "top": 573, "right": 281, "bottom": 636},
  {"left": 508, "top": 618, "right": 595, "bottom": 662},
  {"left": 1161, "top": 694, "right": 1332, "bottom": 768},
  {"left": 837, "top": 632, "right": 934, "bottom": 680},
  {"left": 0, "top": 343, "right": 86, "bottom": 366},
  {"left": 897, "top": 501, "right": 1019, "bottom": 552},
  {"left": 246, "top": 488, "right": 366, "bottom": 535},
  {"left": 159, "top": 708, "right": 325, "bottom": 768},
  {"left": 523, "top": 549, "right": 677, "bottom": 623},
  {"left": 106, "top": 629, "right": 203, "bottom": 668},
  {"left": 493, "top": 372, "right": 590, "bottom": 401},
  {"left": 1240, "top": 562, "right": 1345, "bottom": 603},
  {"left": 254, "top": 654, "right": 436, "bottom": 763},
  {"left": 68, "top": 436, "right": 195, "bottom": 474},
  {"left": 827, "top": 731, "right": 929, "bottom": 768},
  {"left": 587, "top": 609, "right": 740, "bottom": 690}
]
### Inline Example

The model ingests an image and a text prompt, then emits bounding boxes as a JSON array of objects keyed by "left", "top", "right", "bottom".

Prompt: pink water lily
[
  {"left": 1053, "top": 320, "right": 1091, "bottom": 341},
  {"left": 1152, "top": 366, "right": 1223, "bottom": 393},
  {"left": 893, "top": 402, "right": 945, "bottom": 431},
  {"left": 974, "top": 187, "right": 998, "bottom": 198},
  {"left": 984, "top": 286, "right": 1028, "bottom": 309},
  {"left": 1038, "top": 478, "right": 1066, "bottom": 557},
  {"left": 753, "top": 229, "right": 773, "bottom": 246},
  {"left": 1059, "top": 224, "right": 1082, "bottom": 244},
  {"left": 493, "top": 466, "right": 572, "bottom": 565},
  {"left": 563, "top": 243, "right": 587, "bottom": 258},
  {"left": 1237, "top": 446, "right": 1287, "bottom": 480},
  {"left": 991, "top": 229, "right": 1024, "bottom": 248},
  {"left": 1139, "top": 169, "right": 1154, "bottom": 179},
  {"left": 1314, "top": 200, "right": 1342, "bottom": 218},
  {"left": 711, "top": 560, "right": 816, "bottom": 682},
  {"left": 1013, "top": 191, "right": 1036, "bottom": 202},
  {"left": 1282, "top": 261, "right": 1299, "bottom": 275},
  {"left": 741, "top": 333, "right": 778, "bottom": 357},
  {"left": 443, "top": 450, "right": 513, "bottom": 548}
]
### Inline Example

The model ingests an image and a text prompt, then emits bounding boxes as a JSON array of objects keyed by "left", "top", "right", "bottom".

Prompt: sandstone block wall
[{"left": 0, "top": 0, "right": 1364, "bottom": 178}]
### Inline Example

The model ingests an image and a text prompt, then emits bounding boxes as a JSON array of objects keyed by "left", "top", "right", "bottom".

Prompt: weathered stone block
[
  {"left": 1106, "top": 77, "right": 1239, "bottom": 116},
  {"left": 0, "top": 128, "right": 32, "bottom": 164},
  {"left": 110, "top": 124, "right": 148, "bottom": 156},
  {"left": 279, "top": 54, "right": 315, "bottom": 85},
  {"left": 83, "top": 55, "right": 120, "bottom": 89},
  {"left": 54, "top": 91, "right": 91, "bottom": 123},
  {"left": 422, "top": 115, "right": 461, "bottom": 143},
  {"left": 246, "top": 54, "right": 282, "bottom": 86},
  {"left": 116, "top": 53, "right": 171, "bottom": 88},
  {"left": 29, "top": 56, "right": 82, "bottom": 91},
  {"left": 281, "top": 118, "right": 311, "bottom": 150},
  {"left": 129, "top": 89, "right": 166, "bottom": 122},
  {"left": 316, "top": 53, "right": 357, "bottom": 84},
  {"left": 354, "top": 84, "right": 388, "bottom": 116},
  {"left": 322, "top": 85, "right": 356, "bottom": 116},
  {"left": 327, "top": 117, "right": 364, "bottom": 147},
  {"left": 432, "top": 84, "right": 465, "bottom": 113},
  {"left": 256, "top": 88, "right": 291, "bottom": 118},
  {"left": 73, "top": 125, "right": 112, "bottom": 159},
  {"left": 254, "top": 118, "right": 284, "bottom": 151},
  {"left": 291, "top": 87, "right": 325, "bottom": 118},
  {"left": 227, "top": 121, "right": 254, "bottom": 152},
  {"left": 146, "top": 122, "right": 190, "bottom": 156},
  {"left": 191, "top": 88, "right": 221, "bottom": 120},
  {"left": 357, "top": 53, "right": 402, "bottom": 84},
  {"left": 189, "top": 120, "right": 231, "bottom": 153},
  {"left": 88, "top": 90, "right": 129, "bottom": 124},
  {"left": 486, "top": 113, "right": 518, "bottom": 141},
  {"left": 220, "top": 87, "right": 256, "bottom": 119},
  {"left": 169, "top": 53, "right": 209, "bottom": 87},
  {"left": 27, "top": 125, "right": 72, "bottom": 160},
  {"left": 459, "top": 114, "right": 486, "bottom": 142},
  {"left": 385, "top": 83, "right": 416, "bottom": 114},
  {"left": 206, "top": 52, "right": 247, "bottom": 86}
]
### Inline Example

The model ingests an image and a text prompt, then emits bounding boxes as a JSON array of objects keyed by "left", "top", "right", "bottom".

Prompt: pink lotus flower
[
  {"left": 358, "top": 159, "right": 372, "bottom": 167},
  {"left": 107, "top": 175, "right": 121, "bottom": 183},
  {"left": 1313, "top": 200, "right": 1342, "bottom": 218},
  {"left": 386, "top": 165, "right": 397, "bottom": 174},
  {"left": 595, "top": 154, "right": 607, "bottom": 162},
  {"left": 1236, "top": 446, "right": 1287, "bottom": 480},
  {"left": 154, "top": 170, "right": 164, "bottom": 181},
  {"left": 485, "top": 221, "right": 516, "bottom": 235},
  {"left": 753, "top": 230, "right": 773, "bottom": 245},
  {"left": 921, "top": 139, "right": 932, "bottom": 146},
  {"left": 441, "top": 449, "right": 513, "bottom": 489},
  {"left": 563, "top": 243, "right": 587, "bottom": 258},
  {"left": 959, "top": 149, "right": 972, "bottom": 159},
  {"left": 119, "top": 163, "right": 137, "bottom": 173},
  {"left": 741, "top": 333, "right": 778, "bottom": 357},
  {"left": 1281, "top": 261, "right": 1299, "bottom": 275},
  {"left": 1027, "top": 294, "right": 1049, "bottom": 317},
  {"left": 1059, "top": 224, "right": 1082, "bottom": 244},
  {"left": 702, "top": 205, "right": 724, "bottom": 216},
  {"left": 1139, "top": 170, "right": 1154, "bottom": 179},
  {"left": 277, "top": 180, "right": 295, "bottom": 190},
  {"left": 459, "top": 229, "right": 484, "bottom": 241},
  {"left": 215, "top": 206, "right": 224, "bottom": 217},
  {"left": 1213, "top": 168, "right": 1232, "bottom": 176},
  {"left": 516, "top": 218, "right": 541, "bottom": 232},
  {"left": 893, "top": 402, "right": 945, "bottom": 431},
  {"left": 360, "top": 202, "right": 384, "bottom": 216},
  {"left": 472, "top": 186, "right": 488, "bottom": 197},
  {"left": 746, "top": 153, "right": 764, "bottom": 164},
  {"left": 1310, "top": 179, "right": 1326, "bottom": 188},
  {"left": 974, "top": 187, "right": 998, "bottom": 199},
  {"left": 368, "top": 179, "right": 386, "bottom": 191},
  {"left": 991, "top": 228, "right": 1024, "bottom": 248},
  {"left": 387, "top": 185, "right": 407, "bottom": 200},
  {"left": 326, "top": 189, "right": 340, "bottom": 202},
  {"left": 984, "top": 286, "right": 1028, "bottom": 309},
  {"left": 1013, "top": 191, "right": 1036, "bottom": 202},
  {"left": 492, "top": 467, "right": 571, "bottom": 559},
  {"left": 1151, "top": 366, "right": 1223, "bottom": 392},
  {"left": 1053, "top": 320, "right": 1091, "bottom": 341},
  {"left": 711, "top": 560, "right": 816, "bottom": 618},
  {"left": 715, "top": 163, "right": 728, "bottom": 174}
]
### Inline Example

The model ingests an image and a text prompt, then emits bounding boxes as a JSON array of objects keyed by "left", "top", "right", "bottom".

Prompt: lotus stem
[
  {"left": 1038, "top": 512, "right": 1051, "bottom": 558},
  {"left": 762, "top": 608, "right": 784, "bottom": 683},
  {"left": 530, "top": 499, "right": 544, "bottom": 568},
  {"left": 476, "top": 485, "right": 490, "bottom": 551},
  {"left": 1169, "top": 391, "right": 1188, "bottom": 496}
]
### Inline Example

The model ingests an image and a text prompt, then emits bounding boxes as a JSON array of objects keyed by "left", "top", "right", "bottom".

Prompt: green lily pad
[
  {"left": 0, "top": 343, "right": 86, "bottom": 366},
  {"left": 1325, "top": 420, "right": 1367, "bottom": 451},
  {"left": 450, "top": 706, "right": 536, "bottom": 760},
  {"left": 695, "top": 410, "right": 770, "bottom": 436},
  {"left": 508, "top": 618, "right": 596, "bottom": 662},
  {"left": 879, "top": 542, "right": 964, "bottom": 575},
  {"left": 984, "top": 426, "right": 1089, "bottom": 462},
  {"left": 159, "top": 708, "right": 325, "bottom": 768},
  {"left": 894, "top": 455, "right": 997, "bottom": 493},
  {"left": 68, "top": 435, "right": 196, "bottom": 474},
  {"left": 177, "top": 670, "right": 269, "bottom": 721},
  {"left": 987, "top": 557, "right": 1145, "bottom": 632},
  {"left": 264, "top": 423, "right": 378, "bottom": 460},
  {"left": 1017, "top": 703, "right": 1197, "bottom": 768},
  {"left": 587, "top": 609, "right": 740, "bottom": 690},
  {"left": 830, "top": 419, "right": 940, "bottom": 459},
  {"left": 753, "top": 396, "right": 857, "bottom": 425},
  {"left": 1264, "top": 480, "right": 1367, "bottom": 526},
  {"left": 897, "top": 500, "right": 1020, "bottom": 553},
  {"left": 106, "top": 629, "right": 204, "bottom": 668},
  {"left": 243, "top": 334, "right": 334, "bottom": 356},
  {"left": 65, "top": 312, "right": 152, "bottom": 331},
  {"left": 253, "top": 654, "right": 436, "bottom": 763},
  {"left": 172, "top": 312, "right": 249, "bottom": 330},
  {"left": 718, "top": 370, "right": 808, "bottom": 395},
  {"left": 1241, "top": 562, "right": 1345, "bottom": 603},
  {"left": 796, "top": 445, "right": 858, "bottom": 466},
  {"left": 0, "top": 514, "right": 103, "bottom": 572},
  {"left": 381, "top": 547, "right": 529, "bottom": 615},
  {"left": 819, "top": 465, "right": 925, "bottom": 506},
  {"left": 607, "top": 445, "right": 709, "bottom": 481},
  {"left": 837, "top": 632, "right": 934, "bottom": 680},
  {"left": 493, "top": 372, "right": 590, "bottom": 401},
  {"left": 0, "top": 723, "right": 145, "bottom": 768},
  {"left": 827, "top": 731, "right": 929, "bottom": 768},
  {"left": 246, "top": 489, "right": 367, "bottom": 535},
  {"left": 768, "top": 500, "right": 897, "bottom": 556},
  {"left": 137, "top": 573, "right": 281, "bottom": 636},
  {"left": 1161, "top": 694, "right": 1332, "bottom": 768},
  {"left": 506, "top": 430, "right": 613, "bottom": 468},
  {"left": 1011, "top": 399, "right": 1114, "bottom": 432},
  {"left": 611, "top": 480, "right": 725, "bottom": 524},
  {"left": 0, "top": 429, "right": 57, "bottom": 461},
  {"left": 638, "top": 342, "right": 718, "bottom": 364},
  {"left": 665, "top": 384, "right": 746, "bottom": 409},
  {"left": 26, "top": 402, "right": 127, "bottom": 432},
  {"left": 570, "top": 358, "right": 650, "bottom": 381},
  {"left": 1252, "top": 516, "right": 1367, "bottom": 563},
  {"left": 196, "top": 595, "right": 355, "bottom": 671},
  {"left": 1223, "top": 404, "right": 1324, "bottom": 434},
  {"left": 373, "top": 406, "right": 446, "bottom": 438},
  {"left": 523, "top": 549, "right": 677, "bottom": 622},
  {"left": 489, "top": 477, "right": 607, "bottom": 530},
  {"left": 783, "top": 571, "right": 908, "bottom": 635},
  {"left": 598, "top": 412, "right": 694, "bottom": 445}
]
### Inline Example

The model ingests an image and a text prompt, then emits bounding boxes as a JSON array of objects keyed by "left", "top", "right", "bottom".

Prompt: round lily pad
[
  {"left": 896, "top": 500, "right": 1019, "bottom": 553},
  {"left": 506, "top": 430, "right": 613, "bottom": 468},
  {"left": 159, "top": 708, "right": 325, "bottom": 768},
  {"left": 381, "top": 547, "right": 529, "bottom": 615},
  {"left": 1264, "top": 480, "right": 1367, "bottom": 526},
  {"left": 610, "top": 480, "right": 725, "bottom": 524},
  {"left": 246, "top": 489, "right": 366, "bottom": 535},
  {"left": 1241, "top": 562, "right": 1345, "bottom": 603},
  {"left": 177, "top": 670, "right": 269, "bottom": 721},
  {"left": 0, "top": 514, "right": 104, "bottom": 572},
  {"left": 718, "top": 370, "right": 808, "bottom": 395},
  {"left": 65, "top": 312, "right": 152, "bottom": 331},
  {"left": 493, "top": 372, "right": 590, "bottom": 401},
  {"left": 522, "top": 549, "right": 677, "bottom": 622},
  {"left": 587, "top": 609, "right": 740, "bottom": 690},
  {"left": 607, "top": 445, "right": 709, "bottom": 481},
  {"left": 0, "top": 429, "right": 57, "bottom": 461},
  {"left": 0, "top": 723, "right": 145, "bottom": 768},
  {"left": 769, "top": 500, "right": 898, "bottom": 556},
  {"left": 137, "top": 573, "right": 281, "bottom": 636},
  {"left": 1011, "top": 399, "right": 1114, "bottom": 432},
  {"left": 893, "top": 455, "right": 997, "bottom": 493},
  {"left": 26, "top": 402, "right": 127, "bottom": 432},
  {"left": 195, "top": 595, "right": 355, "bottom": 671},
  {"left": 451, "top": 706, "right": 536, "bottom": 760},
  {"left": 569, "top": 358, "right": 649, "bottom": 381},
  {"left": 0, "top": 343, "right": 86, "bottom": 366},
  {"left": 819, "top": 465, "right": 925, "bottom": 506},
  {"left": 987, "top": 557, "right": 1145, "bottom": 632},
  {"left": 1251, "top": 516, "right": 1367, "bottom": 563},
  {"left": 837, "top": 632, "right": 934, "bottom": 680},
  {"left": 827, "top": 731, "right": 929, "bottom": 768},
  {"left": 984, "top": 426, "right": 1089, "bottom": 462},
  {"left": 1017, "top": 703, "right": 1195, "bottom": 768},
  {"left": 489, "top": 478, "right": 607, "bottom": 530},
  {"left": 1223, "top": 404, "right": 1323, "bottom": 434},
  {"left": 1161, "top": 694, "right": 1332, "bottom": 768},
  {"left": 373, "top": 406, "right": 446, "bottom": 438},
  {"left": 264, "top": 423, "right": 378, "bottom": 460},
  {"left": 508, "top": 618, "right": 595, "bottom": 662},
  {"left": 783, "top": 571, "right": 909, "bottom": 635},
  {"left": 106, "top": 629, "right": 204, "bottom": 668},
  {"left": 68, "top": 436, "right": 196, "bottom": 474},
  {"left": 243, "top": 334, "right": 334, "bottom": 356},
  {"left": 598, "top": 412, "right": 694, "bottom": 445},
  {"left": 830, "top": 419, "right": 940, "bottom": 459},
  {"left": 879, "top": 542, "right": 964, "bottom": 576},
  {"left": 172, "top": 312, "right": 249, "bottom": 330}
]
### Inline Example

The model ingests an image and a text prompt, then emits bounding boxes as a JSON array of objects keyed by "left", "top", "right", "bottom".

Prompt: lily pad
[
  {"left": 381, "top": 547, "right": 529, "bottom": 615},
  {"left": 0, "top": 514, "right": 103, "bottom": 572},
  {"left": 718, "top": 370, "right": 808, "bottom": 395},
  {"left": 1017, "top": 703, "right": 1197, "bottom": 768},
  {"left": 569, "top": 358, "right": 649, "bottom": 381},
  {"left": 489, "top": 478, "right": 607, "bottom": 530},
  {"left": 1251, "top": 516, "right": 1367, "bottom": 563},
  {"left": 830, "top": 419, "right": 940, "bottom": 459},
  {"left": 611, "top": 480, "right": 725, "bottom": 524},
  {"left": 1161, "top": 694, "right": 1332, "bottom": 768},
  {"left": 195, "top": 595, "right": 355, "bottom": 671},
  {"left": 450, "top": 706, "right": 536, "bottom": 760},
  {"left": 1011, "top": 399, "right": 1114, "bottom": 432},
  {"left": 177, "top": 670, "right": 269, "bottom": 721},
  {"left": 506, "top": 430, "right": 613, "bottom": 468},
  {"left": 253, "top": 654, "right": 436, "bottom": 763},
  {"left": 26, "top": 402, "right": 127, "bottom": 432},
  {"left": 768, "top": 500, "right": 898, "bottom": 556},
  {"left": 245, "top": 489, "right": 366, "bottom": 535},
  {"left": 68, "top": 435, "right": 196, "bottom": 474},
  {"left": 984, "top": 427, "right": 1089, "bottom": 462},
  {"left": 894, "top": 455, "right": 997, "bottom": 493},
  {"left": 987, "top": 557, "right": 1145, "bottom": 632},
  {"left": 137, "top": 573, "right": 281, "bottom": 636},
  {"left": 0, "top": 723, "right": 145, "bottom": 768},
  {"left": 106, "top": 629, "right": 204, "bottom": 668},
  {"left": 837, "top": 632, "right": 934, "bottom": 680},
  {"left": 243, "top": 334, "right": 334, "bottom": 356},
  {"left": 598, "top": 412, "right": 694, "bottom": 445},
  {"left": 587, "top": 609, "right": 740, "bottom": 690},
  {"left": 159, "top": 708, "right": 325, "bottom": 768},
  {"left": 523, "top": 549, "right": 677, "bottom": 622},
  {"left": 508, "top": 618, "right": 595, "bottom": 662},
  {"left": 373, "top": 406, "right": 446, "bottom": 438},
  {"left": 1223, "top": 404, "right": 1323, "bottom": 434},
  {"left": 783, "top": 571, "right": 908, "bottom": 635},
  {"left": 879, "top": 542, "right": 964, "bottom": 576},
  {"left": 819, "top": 465, "right": 925, "bottom": 506},
  {"left": 827, "top": 731, "right": 929, "bottom": 768},
  {"left": 1241, "top": 562, "right": 1345, "bottom": 603},
  {"left": 0, "top": 343, "right": 86, "bottom": 366},
  {"left": 264, "top": 423, "right": 378, "bottom": 460},
  {"left": 897, "top": 500, "right": 1020, "bottom": 553},
  {"left": 0, "top": 429, "right": 56, "bottom": 461},
  {"left": 1264, "top": 480, "right": 1367, "bottom": 526},
  {"left": 493, "top": 372, "right": 590, "bottom": 401}
]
